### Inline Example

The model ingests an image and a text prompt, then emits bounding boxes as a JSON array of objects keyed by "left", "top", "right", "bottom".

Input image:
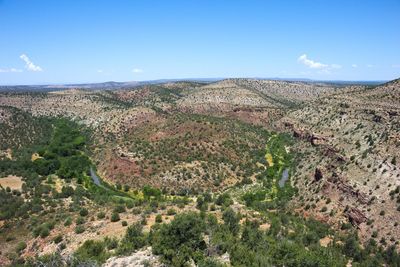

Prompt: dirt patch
[
  {"left": 319, "top": 236, "right": 333, "bottom": 247},
  {"left": 259, "top": 222, "right": 271, "bottom": 231},
  {"left": 0, "top": 175, "right": 23, "bottom": 190},
  {"left": 31, "top": 153, "right": 42, "bottom": 161}
]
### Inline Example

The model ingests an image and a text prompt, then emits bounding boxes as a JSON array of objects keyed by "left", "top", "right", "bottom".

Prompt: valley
[{"left": 0, "top": 78, "right": 399, "bottom": 266}]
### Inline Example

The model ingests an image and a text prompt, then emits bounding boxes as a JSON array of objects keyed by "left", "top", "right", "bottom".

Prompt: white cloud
[
  {"left": 392, "top": 64, "right": 400, "bottom": 68},
  {"left": 297, "top": 54, "right": 341, "bottom": 71},
  {"left": 367, "top": 64, "right": 374, "bottom": 68},
  {"left": 97, "top": 69, "right": 104, "bottom": 73},
  {"left": 20, "top": 54, "right": 43, "bottom": 72},
  {"left": 132, "top": 68, "right": 143, "bottom": 73},
  {"left": 0, "top": 68, "right": 23, "bottom": 73},
  {"left": 298, "top": 54, "right": 328, "bottom": 69},
  {"left": 352, "top": 64, "right": 358, "bottom": 68}
]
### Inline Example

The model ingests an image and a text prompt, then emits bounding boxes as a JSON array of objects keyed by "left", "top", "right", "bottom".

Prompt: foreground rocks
[{"left": 103, "top": 247, "right": 163, "bottom": 267}]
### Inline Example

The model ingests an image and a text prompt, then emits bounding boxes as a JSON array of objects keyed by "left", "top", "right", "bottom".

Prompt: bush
[
  {"left": 121, "top": 220, "right": 128, "bottom": 227},
  {"left": 76, "top": 216, "right": 85, "bottom": 225},
  {"left": 64, "top": 217, "right": 72, "bottom": 226},
  {"left": 222, "top": 208, "right": 240, "bottom": 235},
  {"left": 114, "top": 205, "right": 126, "bottom": 214},
  {"left": 15, "top": 241, "right": 27, "bottom": 253},
  {"left": 215, "top": 193, "right": 233, "bottom": 207},
  {"left": 151, "top": 212, "right": 206, "bottom": 265},
  {"left": 75, "top": 240, "right": 108, "bottom": 264},
  {"left": 155, "top": 214, "right": 162, "bottom": 223},
  {"left": 53, "top": 235, "right": 63, "bottom": 244},
  {"left": 111, "top": 212, "right": 120, "bottom": 222},
  {"left": 97, "top": 211, "right": 106, "bottom": 219},
  {"left": 104, "top": 237, "right": 119, "bottom": 250},
  {"left": 79, "top": 208, "right": 89, "bottom": 217},
  {"left": 75, "top": 225, "right": 85, "bottom": 234},
  {"left": 167, "top": 208, "right": 176, "bottom": 216},
  {"left": 33, "top": 224, "right": 51, "bottom": 238},
  {"left": 117, "top": 222, "right": 146, "bottom": 255},
  {"left": 41, "top": 227, "right": 51, "bottom": 238}
]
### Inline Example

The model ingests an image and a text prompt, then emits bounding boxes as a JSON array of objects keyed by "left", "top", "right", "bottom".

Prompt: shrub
[
  {"left": 33, "top": 224, "right": 50, "bottom": 238},
  {"left": 64, "top": 217, "right": 72, "bottom": 226},
  {"left": 79, "top": 208, "right": 89, "bottom": 217},
  {"left": 215, "top": 193, "right": 233, "bottom": 207},
  {"left": 76, "top": 216, "right": 85, "bottom": 225},
  {"left": 97, "top": 211, "right": 106, "bottom": 219},
  {"left": 40, "top": 227, "right": 50, "bottom": 238},
  {"left": 222, "top": 208, "right": 240, "bottom": 235},
  {"left": 104, "top": 237, "right": 118, "bottom": 250},
  {"left": 167, "top": 208, "right": 176, "bottom": 216},
  {"left": 114, "top": 205, "right": 126, "bottom": 214},
  {"left": 126, "top": 201, "right": 134, "bottom": 209},
  {"left": 151, "top": 212, "right": 206, "bottom": 265},
  {"left": 111, "top": 212, "right": 120, "bottom": 222},
  {"left": 121, "top": 221, "right": 128, "bottom": 227},
  {"left": 75, "top": 225, "right": 85, "bottom": 234},
  {"left": 341, "top": 223, "right": 352, "bottom": 230},
  {"left": 16, "top": 241, "right": 27, "bottom": 253},
  {"left": 53, "top": 235, "right": 63, "bottom": 244},
  {"left": 75, "top": 240, "right": 108, "bottom": 264},
  {"left": 155, "top": 214, "right": 162, "bottom": 223},
  {"left": 117, "top": 222, "right": 146, "bottom": 255}
]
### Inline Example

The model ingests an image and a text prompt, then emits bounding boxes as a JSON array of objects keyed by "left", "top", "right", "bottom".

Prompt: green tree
[
  {"left": 222, "top": 208, "right": 240, "bottom": 236},
  {"left": 152, "top": 212, "right": 206, "bottom": 265}
]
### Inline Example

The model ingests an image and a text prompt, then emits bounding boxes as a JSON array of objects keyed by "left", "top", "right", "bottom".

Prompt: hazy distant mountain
[{"left": 0, "top": 78, "right": 386, "bottom": 92}]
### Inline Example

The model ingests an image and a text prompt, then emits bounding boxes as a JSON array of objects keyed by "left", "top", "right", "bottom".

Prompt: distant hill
[{"left": 0, "top": 78, "right": 386, "bottom": 92}]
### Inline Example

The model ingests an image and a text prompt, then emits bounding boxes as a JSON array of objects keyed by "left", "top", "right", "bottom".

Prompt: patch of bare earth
[{"left": 0, "top": 175, "right": 23, "bottom": 190}]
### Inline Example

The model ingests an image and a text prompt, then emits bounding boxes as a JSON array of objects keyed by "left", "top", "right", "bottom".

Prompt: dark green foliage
[
  {"left": 243, "top": 190, "right": 266, "bottom": 207},
  {"left": 143, "top": 185, "right": 162, "bottom": 199},
  {"left": 155, "top": 214, "right": 162, "bottom": 223},
  {"left": 151, "top": 212, "right": 206, "bottom": 266},
  {"left": 97, "top": 211, "right": 106, "bottom": 219},
  {"left": 75, "top": 225, "right": 85, "bottom": 234},
  {"left": 74, "top": 240, "right": 108, "bottom": 264},
  {"left": 53, "top": 235, "right": 63, "bottom": 244},
  {"left": 215, "top": 193, "right": 233, "bottom": 207},
  {"left": 110, "top": 212, "right": 120, "bottom": 222},
  {"left": 15, "top": 241, "right": 27, "bottom": 253},
  {"left": 222, "top": 208, "right": 240, "bottom": 236},
  {"left": 79, "top": 208, "right": 89, "bottom": 217},
  {"left": 33, "top": 222, "right": 54, "bottom": 238},
  {"left": 117, "top": 222, "right": 147, "bottom": 255},
  {"left": 0, "top": 189, "right": 25, "bottom": 220},
  {"left": 113, "top": 205, "right": 126, "bottom": 213}
]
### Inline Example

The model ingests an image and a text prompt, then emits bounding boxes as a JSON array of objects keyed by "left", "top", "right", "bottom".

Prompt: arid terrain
[{"left": 1, "top": 78, "right": 399, "bottom": 266}]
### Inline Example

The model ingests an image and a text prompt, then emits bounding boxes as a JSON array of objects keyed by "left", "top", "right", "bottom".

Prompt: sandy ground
[
  {"left": 0, "top": 175, "right": 23, "bottom": 190},
  {"left": 319, "top": 236, "right": 333, "bottom": 247}
]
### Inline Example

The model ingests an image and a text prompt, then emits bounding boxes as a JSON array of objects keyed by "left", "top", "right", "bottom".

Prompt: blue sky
[{"left": 0, "top": 0, "right": 399, "bottom": 84}]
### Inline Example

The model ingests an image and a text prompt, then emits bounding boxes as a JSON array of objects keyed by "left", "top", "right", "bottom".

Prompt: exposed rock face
[
  {"left": 327, "top": 173, "right": 370, "bottom": 205},
  {"left": 103, "top": 247, "right": 163, "bottom": 267},
  {"left": 346, "top": 207, "right": 367, "bottom": 226},
  {"left": 310, "top": 133, "right": 328, "bottom": 146}
]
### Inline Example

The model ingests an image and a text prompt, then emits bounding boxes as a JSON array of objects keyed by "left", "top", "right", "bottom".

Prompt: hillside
[
  {"left": 278, "top": 79, "right": 400, "bottom": 247},
  {"left": 0, "top": 78, "right": 399, "bottom": 266}
]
